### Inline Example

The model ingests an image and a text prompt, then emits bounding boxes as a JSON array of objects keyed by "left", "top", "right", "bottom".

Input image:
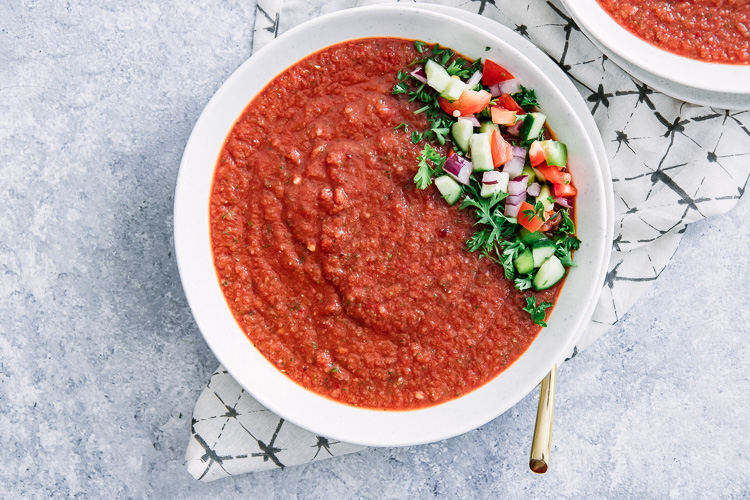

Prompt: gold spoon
[{"left": 529, "top": 365, "right": 556, "bottom": 473}]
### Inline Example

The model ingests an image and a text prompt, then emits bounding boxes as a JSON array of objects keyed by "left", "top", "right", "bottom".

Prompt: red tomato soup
[
  {"left": 210, "top": 39, "right": 561, "bottom": 409},
  {"left": 597, "top": 0, "right": 750, "bottom": 64}
]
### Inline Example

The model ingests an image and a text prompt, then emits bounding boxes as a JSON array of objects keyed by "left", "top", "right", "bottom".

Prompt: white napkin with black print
[{"left": 185, "top": 0, "right": 750, "bottom": 481}]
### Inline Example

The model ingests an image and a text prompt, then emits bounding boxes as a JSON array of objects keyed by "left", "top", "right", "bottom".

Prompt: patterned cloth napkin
[{"left": 185, "top": 0, "right": 750, "bottom": 481}]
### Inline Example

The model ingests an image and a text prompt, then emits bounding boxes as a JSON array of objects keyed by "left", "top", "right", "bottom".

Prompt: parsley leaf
[
  {"left": 413, "top": 144, "right": 446, "bottom": 189},
  {"left": 460, "top": 181, "right": 516, "bottom": 254},
  {"left": 392, "top": 81, "right": 408, "bottom": 95},
  {"left": 432, "top": 126, "right": 450, "bottom": 145},
  {"left": 499, "top": 238, "right": 525, "bottom": 279},
  {"left": 414, "top": 40, "right": 427, "bottom": 54},
  {"left": 511, "top": 85, "right": 539, "bottom": 112},
  {"left": 550, "top": 209, "right": 579, "bottom": 267},
  {"left": 445, "top": 57, "right": 481, "bottom": 80},
  {"left": 523, "top": 297, "right": 552, "bottom": 327},
  {"left": 555, "top": 234, "right": 581, "bottom": 267},
  {"left": 522, "top": 200, "right": 546, "bottom": 222},
  {"left": 413, "top": 165, "right": 432, "bottom": 190},
  {"left": 558, "top": 208, "right": 576, "bottom": 235},
  {"left": 514, "top": 275, "right": 534, "bottom": 291}
]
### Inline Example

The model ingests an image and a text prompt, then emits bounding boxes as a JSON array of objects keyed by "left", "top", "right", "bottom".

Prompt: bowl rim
[
  {"left": 174, "top": 4, "right": 611, "bottom": 447},
  {"left": 560, "top": 0, "right": 750, "bottom": 95}
]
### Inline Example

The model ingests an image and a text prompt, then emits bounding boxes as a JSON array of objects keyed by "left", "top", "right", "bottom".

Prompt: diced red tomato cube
[
  {"left": 529, "top": 141, "right": 546, "bottom": 167},
  {"left": 554, "top": 180, "right": 577, "bottom": 198},
  {"left": 482, "top": 59, "right": 515, "bottom": 86},
  {"left": 438, "top": 89, "right": 492, "bottom": 117},
  {"left": 490, "top": 130, "right": 513, "bottom": 168},
  {"left": 517, "top": 201, "right": 546, "bottom": 232},
  {"left": 535, "top": 165, "right": 566, "bottom": 185},
  {"left": 490, "top": 107, "right": 517, "bottom": 126},
  {"left": 495, "top": 94, "right": 525, "bottom": 115}
]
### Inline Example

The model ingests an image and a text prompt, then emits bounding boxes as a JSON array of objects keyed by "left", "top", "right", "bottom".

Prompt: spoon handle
[{"left": 529, "top": 365, "right": 557, "bottom": 474}]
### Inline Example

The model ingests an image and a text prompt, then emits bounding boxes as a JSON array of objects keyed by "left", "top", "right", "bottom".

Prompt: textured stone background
[{"left": 2, "top": 1, "right": 749, "bottom": 497}]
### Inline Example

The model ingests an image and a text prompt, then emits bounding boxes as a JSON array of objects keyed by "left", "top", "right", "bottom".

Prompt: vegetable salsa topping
[{"left": 393, "top": 41, "right": 580, "bottom": 326}]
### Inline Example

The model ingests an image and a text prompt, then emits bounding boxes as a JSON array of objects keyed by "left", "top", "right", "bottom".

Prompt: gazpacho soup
[
  {"left": 596, "top": 0, "right": 750, "bottom": 64},
  {"left": 210, "top": 38, "right": 580, "bottom": 410}
]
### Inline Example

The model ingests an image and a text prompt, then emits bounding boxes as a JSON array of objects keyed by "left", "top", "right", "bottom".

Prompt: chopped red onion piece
[
  {"left": 443, "top": 153, "right": 474, "bottom": 186},
  {"left": 504, "top": 198, "right": 523, "bottom": 217},
  {"left": 459, "top": 115, "right": 481, "bottom": 128},
  {"left": 465, "top": 70, "right": 483, "bottom": 88},
  {"left": 507, "top": 192, "right": 526, "bottom": 205},
  {"left": 410, "top": 66, "right": 428, "bottom": 84},
  {"left": 488, "top": 83, "right": 503, "bottom": 97},
  {"left": 506, "top": 117, "right": 524, "bottom": 136},
  {"left": 527, "top": 182, "right": 541, "bottom": 197},
  {"left": 482, "top": 171, "right": 504, "bottom": 185},
  {"left": 511, "top": 146, "right": 527, "bottom": 158},
  {"left": 502, "top": 156, "right": 524, "bottom": 179},
  {"left": 507, "top": 175, "right": 529, "bottom": 196},
  {"left": 555, "top": 196, "right": 574, "bottom": 208},
  {"left": 498, "top": 79, "right": 521, "bottom": 95}
]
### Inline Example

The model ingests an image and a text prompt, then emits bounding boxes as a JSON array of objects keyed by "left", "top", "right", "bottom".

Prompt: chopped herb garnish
[
  {"left": 432, "top": 126, "right": 450, "bottom": 145},
  {"left": 392, "top": 81, "right": 408, "bottom": 95},
  {"left": 558, "top": 208, "right": 576, "bottom": 235},
  {"left": 498, "top": 238, "right": 525, "bottom": 279},
  {"left": 511, "top": 85, "right": 539, "bottom": 112},
  {"left": 460, "top": 181, "right": 516, "bottom": 254},
  {"left": 522, "top": 200, "right": 547, "bottom": 222},
  {"left": 523, "top": 297, "right": 552, "bottom": 327},
  {"left": 414, "top": 40, "right": 427, "bottom": 53},
  {"left": 514, "top": 275, "right": 534, "bottom": 291},
  {"left": 413, "top": 144, "right": 446, "bottom": 189}
]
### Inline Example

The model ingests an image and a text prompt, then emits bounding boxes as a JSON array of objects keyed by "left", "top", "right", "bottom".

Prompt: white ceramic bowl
[
  {"left": 561, "top": 0, "right": 750, "bottom": 96},
  {"left": 174, "top": 5, "right": 610, "bottom": 447}
]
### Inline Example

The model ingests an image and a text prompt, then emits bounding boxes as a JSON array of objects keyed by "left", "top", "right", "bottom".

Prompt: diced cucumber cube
[
  {"left": 541, "top": 140, "right": 567, "bottom": 167},
  {"left": 469, "top": 133, "right": 494, "bottom": 171},
  {"left": 480, "top": 172, "right": 510, "bottom": 198},
  {"left": 451, "top": 119, "right": 473, "bottom": 152},
  {"left": 440, "top": 78, "right": 467, "bottom": 101},
  {"left": 479, "top": 121, "right": 500, "bottom": 136},
  {"left": 425, "top": 59, "right": 452, "bottom": 93},
  {"left": 536, "top": 184, "right": 554, "bottom": 211},
  {"left": 522, "top": 165, "right": 536, "bottom": 184},
  {"left": 434, "top": 175, "right": 462, "bottom": 205},
  {"left": 519, "top": 112, "right": 546, "bottom": 141},
  {"left": 514, "top": 249, "right": 534, "bottom": 275},
  {"left": 533, "top": 255, "right": 565, "bottom": 290},
  {"left": 532, "top": 244, "right": 556, "bottom": 268}
]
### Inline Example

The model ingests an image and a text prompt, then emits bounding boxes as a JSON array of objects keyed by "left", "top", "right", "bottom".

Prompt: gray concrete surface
[{"left": 1, "top": 1, "right": 749, "bottom": 497}]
